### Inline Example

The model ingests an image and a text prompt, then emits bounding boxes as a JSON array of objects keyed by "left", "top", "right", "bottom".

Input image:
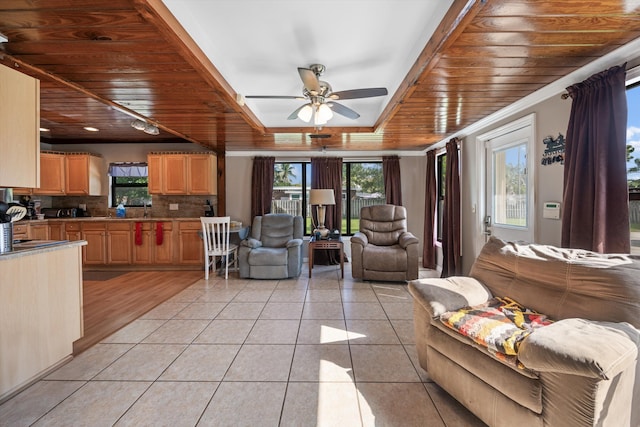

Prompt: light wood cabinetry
[
  {"left": 49, "top": 222, "right": 63, "bottom": 240},
  {"left": 28, "top": 223, "right": 49, "bottom": 240},
  {"left": 133, "top": 221, "right": 174, "bottom": 264},
  {"left": 12, "top": 223, "right": 29, "bottom": 240},
  {"left": 147, "top": 152, "right": 216, "bottom": 195},
  {"left": 178, "top": 220, "right": 204, "bottom": 265},
  {"left": 35, "top": 152, "right": 66, "bottom": 195},
  {"left": 107, "top": 222, "right": 132, "bottom": 264},
  {"left": 82, "top": 222, "right": 107, "bottom": 265},
  {"left": 0, "top": 64, "right": 39, "bottom": 189},
  {"left": 64, "top": 222, "right": 82, "bottom": 241},
  {"left": 65, "top": 153, "right": 105, "bottom": 196},
  {"left": 0, "top": 243, "right": 83, "bottom": 400}
]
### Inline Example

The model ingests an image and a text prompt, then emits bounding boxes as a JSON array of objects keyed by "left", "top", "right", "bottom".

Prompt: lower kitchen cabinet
[
  {"left": 28, "top": 223, "right": 49, "bottom": 240},
  {"left": 82, "top": 222, "right": 107, "bottom": 265},
  {"left": 132, "top": 221, "right": 173, "bottom": 264},
  {"left": 107, "top": 222, "right": 132, "bottom": 264},
  {"left": 49, "top": 222, "right": 63, "bottom": 240},
  {"left": 64, "top": 222, "right": 82, "bottom": 242},
  {"left": 178, "top": 221, "right": 204, "bottom": 265}
]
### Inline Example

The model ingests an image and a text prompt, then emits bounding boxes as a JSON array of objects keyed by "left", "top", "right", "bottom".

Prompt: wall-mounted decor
[{"left": 541, "top": 133, "right": 565, "bottom": 166}]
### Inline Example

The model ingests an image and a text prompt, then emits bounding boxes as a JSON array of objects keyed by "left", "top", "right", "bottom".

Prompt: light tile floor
[{"left": 0, "top": 263, "right": 487, "bottom": 427}]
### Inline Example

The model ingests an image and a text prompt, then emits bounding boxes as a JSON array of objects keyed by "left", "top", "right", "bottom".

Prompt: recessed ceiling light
[
  {"left": 39, "top": 127, "right": 50, "bottom": 132},
  {"left": 83, "top": 126, "right": 99, "bottom": 132}
]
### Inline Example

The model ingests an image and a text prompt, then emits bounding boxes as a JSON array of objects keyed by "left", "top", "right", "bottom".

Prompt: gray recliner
[
  {"left": 239, "top": 213, "right": 304, "bottom": 279},
  {"left": 351, "top": 204, "right": 419, "bottom": 282}
]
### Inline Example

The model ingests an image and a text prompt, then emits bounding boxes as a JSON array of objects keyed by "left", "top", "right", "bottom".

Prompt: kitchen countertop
[
  {"left": 0, "top": 240, "right": 87, "bottom": 260},
  {"left": 18, "top": 217, "right": 203, "bottom": 223}
]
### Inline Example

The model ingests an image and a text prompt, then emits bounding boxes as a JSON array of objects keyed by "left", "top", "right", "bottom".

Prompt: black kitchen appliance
[{"left": 41, "top": 208, "right": 77, "bottom": 218}]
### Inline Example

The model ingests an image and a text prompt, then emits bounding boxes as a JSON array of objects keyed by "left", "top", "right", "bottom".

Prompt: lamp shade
[{"left": 309, "top": 189, "right": 335, "bottom": 205}]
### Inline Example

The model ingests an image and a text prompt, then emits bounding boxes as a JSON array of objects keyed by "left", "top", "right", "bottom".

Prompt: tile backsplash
[{"left": 46, "top": 195, "right": 217, "bottom": 218}]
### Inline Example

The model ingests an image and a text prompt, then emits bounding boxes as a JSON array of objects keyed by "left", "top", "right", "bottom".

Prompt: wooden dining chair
[{"left": 200, "top": 216, "right": 238, "bottom": 279}]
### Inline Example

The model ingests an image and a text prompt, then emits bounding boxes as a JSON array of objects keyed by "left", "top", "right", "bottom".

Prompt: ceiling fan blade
[
  {"left": 328, "top": 102, "right": 360, "bottom": 120},
  {"left": 329, "top": 87, "right": 388, "bottom": 100},
  {"left": 287, "top": 104, "right": 308, "bottom": 120},
  {"left": 245, "top": 95, "right": 303, "bottom": 100},
  {"left": 298, "top": 67, "right": 321, "bottom": 94}
]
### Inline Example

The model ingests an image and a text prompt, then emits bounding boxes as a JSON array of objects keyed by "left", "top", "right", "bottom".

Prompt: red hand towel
[
  {"left": 135, "top": 222, "right": 143, "bottom": 246},
  {"left": 156, "top": 222, "right": 163, "bottom": 245}
]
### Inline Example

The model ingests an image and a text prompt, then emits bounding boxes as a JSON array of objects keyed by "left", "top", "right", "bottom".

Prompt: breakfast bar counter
[{"left": 0, "top": 240, "right": 86, "bottom": 402}]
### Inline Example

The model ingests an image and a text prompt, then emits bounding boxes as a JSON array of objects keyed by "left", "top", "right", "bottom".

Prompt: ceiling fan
[{"left": 245, "top": 64, "right": 388, "bottom": 127}]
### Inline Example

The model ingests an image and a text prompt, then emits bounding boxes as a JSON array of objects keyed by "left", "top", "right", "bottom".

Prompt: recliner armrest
[
  {"left": 351, "top": 231, "right": 368, "bottom": 246},
  {"left": 518, "top": 319, "right": 640, "bottom": 380},
  {"left": 241, "top": 238, "right": 262, "bottom": 249},
  {"left": 286, "top": 238, "right": 303, "bottom": 248},
  {"left": 408, "top": 277, "right": 492, "bottom": 317},
  {"left": 398, "top": 231, "right": 419, "bottom": 249}
]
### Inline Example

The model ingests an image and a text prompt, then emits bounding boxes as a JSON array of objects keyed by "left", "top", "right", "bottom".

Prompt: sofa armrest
[
  {"left": 398, "top": 231, "right": 419, "bottom": 249},
  {"left": 408, "top": 277, "right": 492, "bottom": 317},
  {"left": 518, "top": 319, "right": 640, "bottom": 380},
  {"left": 351, "top": 231, "right": 368, "bottom": 246},
  {"left": 286, "top": 238, "right": 303, "bottom": 248},
  {"left": 241, "top": 238, "right": 262, "bottom": 249}
]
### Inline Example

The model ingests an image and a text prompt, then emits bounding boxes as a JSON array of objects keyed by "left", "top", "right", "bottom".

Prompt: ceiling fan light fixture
[
  {"left": 298, "top": 104, "right": 313, "bottom": 122},
  {"left": 143, "top": 123, "right": 160, "bottom": 135},
  {"left": 317, "top": 103, "right": 333, "bottom": 122}
]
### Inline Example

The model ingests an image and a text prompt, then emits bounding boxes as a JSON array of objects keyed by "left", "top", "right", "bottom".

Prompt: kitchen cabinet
[
  {"left": 64, "top": 222, "right": 82, "bottom": 241},
  {"left": 107, "top": 222, "right": 131, "bottom": 264},
  {"left": 147, "top": 152, "right": 216, "bottom": 195},
  {"left": 188, "top": 154, "right": 217, "bottom": 195},
  {"left": 65, "top": 153, "right": 105, "bottom": 196},
  {"left": 0, "top": 64, "right": 39, "bottom": 189},
  {"left": 178, "top": 220, "right": 204, "bottom": 265},
  {"left": 133, "top": 221, "right": 173, "bottom": 264},
  {"left": 81, "top": 222, "right": 106, "bottom": 265},
  {"left": 49, "top": 222, "right": 63, "bottom": 240},
  {"left": 28, "top": 223, "right": 49, "bottom": 240},
  {"left": 13, "top": 223, "right": 29, "bottom": 240},
  {"left": 34, "top": 152, "right": 66, "bottom": 195}
]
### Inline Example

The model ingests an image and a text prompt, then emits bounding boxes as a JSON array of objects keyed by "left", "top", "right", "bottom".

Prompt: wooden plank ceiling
[{"left": 0, "top": 0, "right": 639, "bottom": 153}]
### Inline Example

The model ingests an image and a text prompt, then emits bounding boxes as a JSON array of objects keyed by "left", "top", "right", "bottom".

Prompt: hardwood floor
[{"left": 73, "top": 270, "right": 203, "bottom": 354}]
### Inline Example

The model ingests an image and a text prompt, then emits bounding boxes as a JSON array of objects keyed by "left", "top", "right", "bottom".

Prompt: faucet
[{"left": 143, "top": 202, "right": 149, "bottom": 218}]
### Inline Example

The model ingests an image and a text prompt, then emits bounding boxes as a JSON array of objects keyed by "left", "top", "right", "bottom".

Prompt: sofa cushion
[
  {"left": 248, "top": 247, "right": 288, "bottom": 266},
  {"left": 518, "top": 318, "right": 640, "bottom": 380},
  {"left": 470, "top": 237, "right": 640, "bottom": 328},
  {"left": 409, "top": 277, "right": 492, "bottom": 317},
  {"left": 362, "top": 244, "right": 406, "bottom": 271}
]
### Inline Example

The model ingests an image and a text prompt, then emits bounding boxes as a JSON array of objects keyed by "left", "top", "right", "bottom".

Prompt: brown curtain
[
  {"left": 441, "top": 138, "right": 461, "bottom": 277},
  {"left": 311, "top": 157, "right": 343, "bottom": 264},
  {"left": 250, "top": 156, "right": 275, "bottom": 220},
  {"left": 383, "top": 155, "right": 402, "bottom": 206},
  {"left": 423, "top": 150, "right": 437, "bottom": 269},
  {"left": 561, "top": 64, "right": 629, "bottom": 253}
]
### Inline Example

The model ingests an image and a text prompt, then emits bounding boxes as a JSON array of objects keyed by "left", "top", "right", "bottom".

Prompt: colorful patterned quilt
[{"left": 440, "top": 297, "right": 553, "bottom": 367}]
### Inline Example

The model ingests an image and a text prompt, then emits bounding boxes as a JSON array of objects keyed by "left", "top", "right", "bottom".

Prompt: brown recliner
[{"left": 351, "top": 204, "right": 419, "bottom": 282}]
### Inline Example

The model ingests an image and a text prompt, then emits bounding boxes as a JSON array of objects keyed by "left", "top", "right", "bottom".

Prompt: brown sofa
[
  {"left": 351, "top": 204, "right": 419, "bottom": 282},
  {"left": 408, "top": 237, "right": 640, "bottom": 427}
]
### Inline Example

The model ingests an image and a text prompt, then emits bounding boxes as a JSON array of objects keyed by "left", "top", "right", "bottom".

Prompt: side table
[{"left": 308, "top": 236, "right": 344, "bottom": 278}]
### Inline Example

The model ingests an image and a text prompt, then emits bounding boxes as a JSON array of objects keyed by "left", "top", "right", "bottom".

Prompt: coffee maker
[{"left": 19, "top": 195, "right": 36, "bottom": 220}]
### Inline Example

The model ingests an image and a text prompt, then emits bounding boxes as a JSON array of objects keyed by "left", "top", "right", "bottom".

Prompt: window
[
  {"left": 272, "top": 162, "right": 311, "bottom": 233},
  {"left": 271, "top": 161, "right": 385, "bottom": 235},
  {"left": 343, "top": 162, "right": 385, "bottom": 235},
  {"left": 626, "top": 83, "right": 640, "bottom": 253},
  {"left": 109, "top": 163, "right": 150, "bottom": 207}
]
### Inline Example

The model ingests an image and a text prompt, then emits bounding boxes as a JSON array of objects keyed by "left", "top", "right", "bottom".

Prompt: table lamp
[{"left": 309, "top": 189, "right": 335, "bottom": 238}]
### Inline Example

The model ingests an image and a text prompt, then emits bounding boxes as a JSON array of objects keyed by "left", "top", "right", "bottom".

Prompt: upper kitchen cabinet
[
  {"left": 148, "top": 152, "right": 216, "bottom": 195},
  {"left": 34, "top": 152, "right": 65, "bottom": 195},
  {"left": 0, "top": 64, "right": 39, "bottom": 188},
  {"left": 65, "top": 153, "right": 105, "bottom": 196}
]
